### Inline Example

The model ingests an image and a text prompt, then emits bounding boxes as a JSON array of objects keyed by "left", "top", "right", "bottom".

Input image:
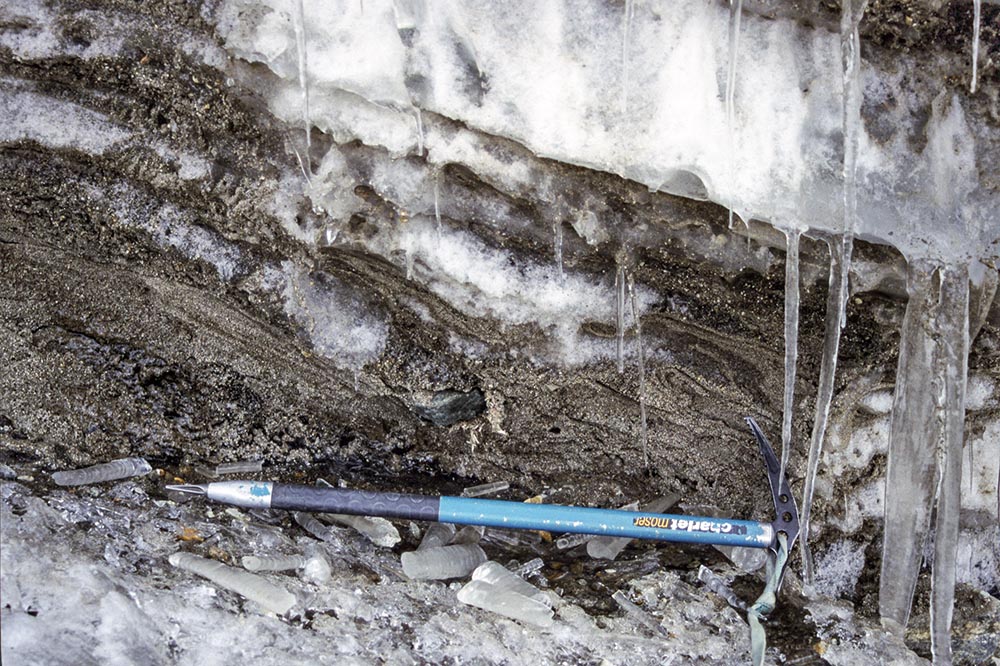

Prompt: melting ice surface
[{"left": 217, "top": 0, "right": 996, "bottom": 264}]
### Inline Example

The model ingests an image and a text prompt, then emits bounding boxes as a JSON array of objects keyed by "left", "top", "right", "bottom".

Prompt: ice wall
[{"left": 215, "top": 0, "right": 997, "bottom": 264}]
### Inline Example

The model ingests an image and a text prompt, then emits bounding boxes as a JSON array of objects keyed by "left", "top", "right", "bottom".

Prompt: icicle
[
  {"left": 620, "top": 0, "right": 635, "bottom": 117},
  {"left": 930, "top": 264, "right": 970, "bottom": 666},
  {"left": 800, "top": 236, "right": 851, "bottom": 584},
  {"left": 413, "top": 107, "right": 424, "bottom": 156},
  {"left": 553, "top": 220, "right": 564, "bottom": 278},
  {"left": 433, "top": 174, "right": 442, "bottom": 239},
  {"left": 615, "top": 253, "right": 627, "bottom": 374},
  {"left": 879, "top": 260, "right": 946, "bottom": 635},
  {"left": 471, "top": 561, "right": 549, "bottom": 605},
  {"left": 628, "top": 273, "right": 648, "bottom": 467},
  {"left": 725, "top": 0, "right": 743, "bottom": 231},
  {"left": 321, "top": 513, "right": 401, "bottom": 547},
  {"left": 971, "top": 0, "right": 981, "bottom": 94},
  {"left": 840, "top": 0, "right": 867, "bottom": 323},
  {"left": 778, "top": 228, "right": 802, "bottom": 488},
  {"left": 292, "top": 0, "right": 311, "bottom": 179}
]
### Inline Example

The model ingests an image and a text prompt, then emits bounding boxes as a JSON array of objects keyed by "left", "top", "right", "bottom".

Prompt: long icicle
[
  {"left": 615, "top": 252, "right": 627, "bottom": 374},
  {"left": 434, "top": 173, "right": 442, "bottom": 239},
  {"left": 725, "top": 0, "right": 743, "bottom": 231},
  {"left": 553, "top": 220, "right": 564, "bottom": 278},
  {"left": 292, "top": 0, "right": 311, "bottom": 180},
  {"left": 779, "top": 228, "right": 802, "bottom": 488},
  {"left": 621, "top": 0, "right": 635, "bottom": 117},
  {"left": 971, "top": 0, "right": 981, "bottom": 93},
  {"left": 930, "top": 264, "right": 970, "bottom": 666},
  {"left": 879, "top": 260, "right": 943, "bottom": 635},
  {"left": 799, "top": 235, "right": 852, "bottom": 584},
  {"left": 628, "top": 273, "right": 648, "bottom": 467},
  {"left": 840, "top": 0, "right": 867, "bottom": 324}
]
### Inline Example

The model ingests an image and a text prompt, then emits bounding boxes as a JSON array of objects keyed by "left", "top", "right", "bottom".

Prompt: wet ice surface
[{"left": 0, "top": 477, "right": 759, "bottom": 665}]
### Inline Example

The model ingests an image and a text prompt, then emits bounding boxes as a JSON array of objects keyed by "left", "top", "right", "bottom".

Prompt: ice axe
[{"left": 168, "top": 416, "right": 798, "bottom": 660}]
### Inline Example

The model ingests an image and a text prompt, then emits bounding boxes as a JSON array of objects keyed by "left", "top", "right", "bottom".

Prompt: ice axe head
[{"left": 745, "top": 416, "right": 799, "bottom": 590}]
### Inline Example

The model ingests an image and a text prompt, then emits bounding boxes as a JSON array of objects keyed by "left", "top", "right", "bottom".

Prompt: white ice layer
[
  {"left": 216, "top": 0, "right": 997, "bottom": 264},
  {"left": 0, "top": 87, "right": 130, "bottom": 154}
]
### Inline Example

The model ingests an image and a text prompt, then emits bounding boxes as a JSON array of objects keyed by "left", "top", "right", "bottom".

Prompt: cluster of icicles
[{"left": 284, "top": 1, "right": 988, "bottom": 664}]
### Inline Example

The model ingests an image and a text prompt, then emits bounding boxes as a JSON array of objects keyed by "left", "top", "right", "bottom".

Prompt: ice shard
[
  {"left": 457, "top": 580, "right": 554, "bottom": 627},
  {"left": 628, "top": 273, "right": 648, "bottom": 466},
  {"left": 461, "top": 481, "right": 510, "bottom": 497},
  {"left": 779, "top": 228, "right": 801, "bottom": 487},
  {"left": 418, "top": 522, "right": 456, "bottom": 550},
  {"left": 401, "top": 543, "right": 486, "bottom": 580},
  {"left": 698, "top": 565, "right": 745, "bottom": 611},
  {"left": 471, "top": 561, "right": 549, "bottom": 605},
  {"left": 51, "top": 457, "right": 152, "bottom": 486},
  {"left": 321, "top": 513, "right": 401, "bottom": 547},
  {"left": 169, "top": 552, "right": 296, "bottom": 615},
  {"left": 612, "top": 590, "right": 666, "bottom": 636}
]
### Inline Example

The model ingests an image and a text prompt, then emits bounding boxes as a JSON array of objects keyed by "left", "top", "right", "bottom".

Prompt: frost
[
  {"left": 812, "top": 540, "right": 865, "bottom": 599},
  {"left": 272, "top": 262, "right": 388, "bottom": 371}
]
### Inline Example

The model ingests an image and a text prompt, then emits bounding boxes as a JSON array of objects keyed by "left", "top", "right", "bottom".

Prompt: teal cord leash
[{"left": 748, "top": 531, "right": 789, "bottom": 666}]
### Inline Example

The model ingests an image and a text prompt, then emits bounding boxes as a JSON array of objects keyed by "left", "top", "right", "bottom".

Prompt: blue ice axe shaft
[{"left": 168, "top": 418, "right": 798, "bottom": 556}]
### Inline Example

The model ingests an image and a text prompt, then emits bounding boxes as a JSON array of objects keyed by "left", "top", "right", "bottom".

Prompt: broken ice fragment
[
  {"left": 514, "top": 557, "right": 545, "bottom": 577},
  {"left": 461, "top": 481, "right": 509, "bottom": 497},
  {"left": 457, "top": 580, "right": 554, "bottom": 627},
  {"left": 612, "top": 590, "right": 666, "bottom": 636},
  {"left": 418, "top": 522, "right": 456, "bottom": 550},
  {"left": 471, "top": 561, "right": 549, "bottom": 605},
  {"left": 556, "top": 533, "right": 593, "bottom": 550},
  {"left": 697, "top": 565, "right": 746, "bottom": 611},
  {"left": 321, "top": 513, "right": 400, "bottom": 548},
  {"left": 401, "top": 544, "right": 486, "bottom": 580},
  {"left": 301, "top": 546, "right": 332, "bottom": 585},
  {"left": 241, "top": 554, "right": 307, "bottom": 572},
  {"left": 293, "top": 511, "right": 332, "bottom": 541},
  {"left": 587, "top": 495, "right": 676, "bottom": 561},
  {"left": 216, "top": 460, "right": 263, "bottom": 475},
  {"left": 451, "top": 524, "right": 484, "bottom": 545},
  {"left": 51, "top": 457, "right": 151, "bottom": 486},
  {"left": 169, "top": 552, "right": 296, "bottom": 615}
]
